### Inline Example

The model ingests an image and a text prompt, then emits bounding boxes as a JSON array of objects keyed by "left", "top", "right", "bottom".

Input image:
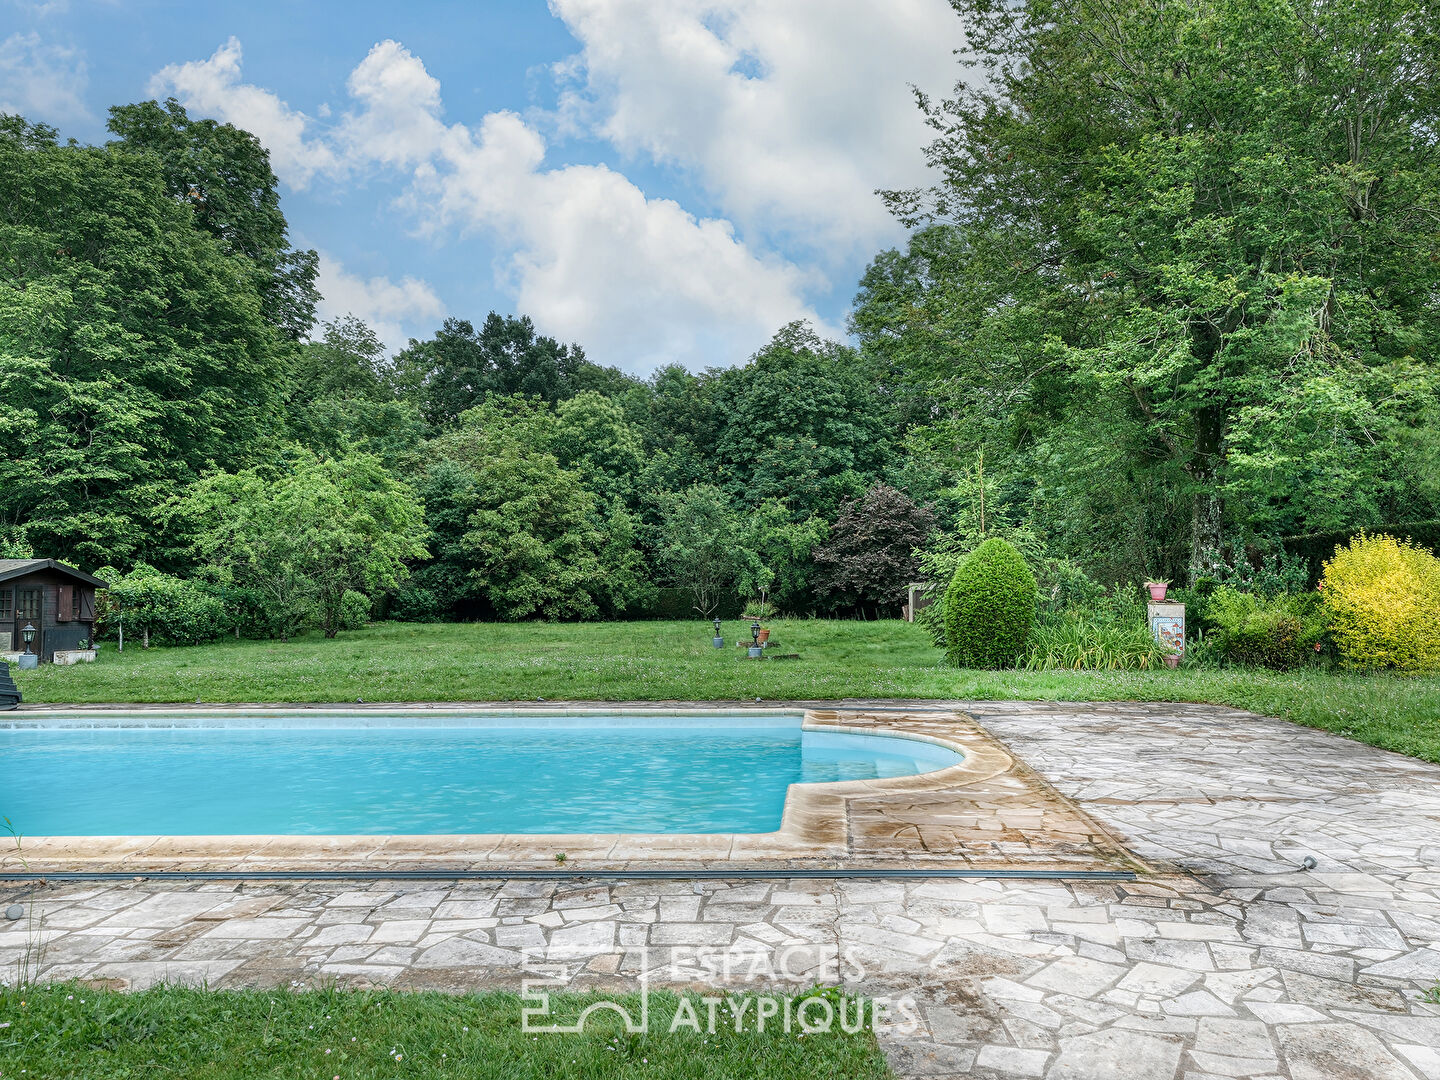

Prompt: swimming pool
[{"left": 0, "top": 712, "right": 962, "bottom": 836}]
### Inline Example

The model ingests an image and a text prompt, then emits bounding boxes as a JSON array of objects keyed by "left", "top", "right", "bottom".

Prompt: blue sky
[{"left": 1, "top": 0, "right": 966, "bottom": 372}]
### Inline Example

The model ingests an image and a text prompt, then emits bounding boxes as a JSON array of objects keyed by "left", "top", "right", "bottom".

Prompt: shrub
[
  {"left": 812, "top": 483, "right": 935, "bottom": 618},
  {"left": 943, "top": 537, "right": 1037, "bottom": 668},
  {"left": 93, "top": 565, "right": 227, "bottom": 647},
  {"left": 1321, "top": 534, "right": 1440, "bottom": 671},
  {"left": 390, "top": 583, "right": 445, "bottom": 623},
  {"left": 339, "top": 590, "right": 372, "bottom": 632},
  {"left": 1022, "top": 618, "right": 1166, "bottom": 670},
  {"left": 1206, "top": 587, "right": 1326, "bottom": 669},
  {"left": 1204, "top": 547, "right": 1312, "bottom": 597}
]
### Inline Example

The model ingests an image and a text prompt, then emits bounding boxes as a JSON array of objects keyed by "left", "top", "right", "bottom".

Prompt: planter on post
[{"left": 1148, "top": 601, "right": 1185, "bottom": 667}]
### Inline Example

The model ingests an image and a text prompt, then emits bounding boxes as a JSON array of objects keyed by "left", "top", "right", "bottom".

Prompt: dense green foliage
[
  {"left": 5, "top": 0, "right": 1440, "bottom": 674},
  {"left": 93, "top": 564, "right": 228, "bottom": 647},
  {"left": 14, "top": 620, "right": 1440, "bottom": 762},
  {"left": 1204, "top": 588, "right": 1328, "bottom": 670},
  {"left": 1321, "top": 533, "right": 1440, "bottom": 670},
  {"left": 943, "top": 538, "right": 1038, "bottom": 668},
  {"left": 0, "top": 983, "right": 889, "bottom": 1080},
  {"left": 174, "top": 453, "right": 428, "bottom": 639},
  {"left": 0, "top": 114, "right": 302, "bottom": 565},
  {"left": 857, "top": 0, "right": 1440, "bottom": 586}
]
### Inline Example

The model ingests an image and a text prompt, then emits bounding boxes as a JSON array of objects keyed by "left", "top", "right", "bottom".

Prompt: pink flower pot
[
  {"left": 1163, "top": 654, "right": 1180, "bottom": 669},
  {"left": 1147, "top": 582, "right": 1169, "bottom": 602}
]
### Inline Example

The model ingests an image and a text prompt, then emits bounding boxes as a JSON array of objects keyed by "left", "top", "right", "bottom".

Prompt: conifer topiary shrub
[
  {"left": 944, "top": 537, "right": 1038, "bottom": 668},
  {"left": 1321, "top": 533, "right": 1440, "bottom": 671}
]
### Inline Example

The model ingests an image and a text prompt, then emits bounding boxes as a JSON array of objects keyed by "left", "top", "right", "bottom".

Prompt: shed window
[
  {"left": 15, "top": 588, "right": 41, "bottom": 620},
  {"left": 73, "top": 588, "right": 83, "bottom": 620},
  {"left": 0, "top": 589, "right": 10, "bottom": 620}
]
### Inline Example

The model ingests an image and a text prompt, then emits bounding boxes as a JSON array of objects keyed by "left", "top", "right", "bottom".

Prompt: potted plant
[
  {"left": 1145, "top": 579, "right": 1171, "bottom": 602},
  {"left": 757, "top": 626, "right": 771, "bottom": 644}
]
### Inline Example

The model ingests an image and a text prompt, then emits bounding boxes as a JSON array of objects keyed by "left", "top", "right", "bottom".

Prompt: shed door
[{"left": 15, "top": 587, "right": 42, "bottom": 656}]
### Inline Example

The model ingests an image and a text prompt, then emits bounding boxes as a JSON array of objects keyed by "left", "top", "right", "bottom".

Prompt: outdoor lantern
[
  {"left": 712, "top": 617, "right": 724, "bottom": 648},
  {"left": 750, "top": 620, "right": 761, "bottom": 644},
  {"left": 20, "top": 624, "right": 36, "bottom": 654}
]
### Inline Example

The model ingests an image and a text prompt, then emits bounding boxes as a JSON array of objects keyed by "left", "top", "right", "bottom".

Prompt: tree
[
  {"left": 459, "top": 448, "right": 611, "bottom": 620},
  {"left": 879, "top": 0, "right": 1440, "bottom": 582},
  {"left": 813, "top": 484, "right": 936, "bottom": 617},
  {"left": 734, "top": 501, "right": 829, "bottom": 615},
  {"left": 0, "top": 115, "right": 291, "bottom": 568},
  {"left": 653, "top": 486, "right": 748, "bottom": 618},
  {"left": 416, "top": 406, "right": 650, "bottom": 620},
  {"left": 287, "top": 316, "right": 427, "bottom": 467},
  {"left": 179, "top": 453, "right": 429, "bottom": 638},
  {"left": 549, "top": 392, "right": 646, "bottom": 504},
  {"left": 92, "top": 564, "right": 227, "bottom": 648},
  {"left": 393, "top": 313, "right": 633, "bottom": 426},
  {"left": 712, "top": 322, "right": 892, "bottom": 520},
  {"left": 107, "top": 98, "right": 319, "bottom": 340}
]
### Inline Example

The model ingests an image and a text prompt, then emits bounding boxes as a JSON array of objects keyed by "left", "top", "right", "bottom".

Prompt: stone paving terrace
[{"left": 4, "top": 701, "right": 1440, "bottom": 1079}]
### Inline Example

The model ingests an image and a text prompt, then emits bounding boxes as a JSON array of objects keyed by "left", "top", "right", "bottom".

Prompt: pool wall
[{"left": 0, "top": 706, "right": 1034, "bottom": 872}]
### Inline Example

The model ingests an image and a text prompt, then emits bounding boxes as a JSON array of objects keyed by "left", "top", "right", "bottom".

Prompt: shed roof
[{"left": 0, "top": 559, "right": 108, "bottom": 589}]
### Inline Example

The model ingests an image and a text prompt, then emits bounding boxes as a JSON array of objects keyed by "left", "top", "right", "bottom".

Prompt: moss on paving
[{"left": 14, "top": 619, "right": 1440, "bottom": 763}]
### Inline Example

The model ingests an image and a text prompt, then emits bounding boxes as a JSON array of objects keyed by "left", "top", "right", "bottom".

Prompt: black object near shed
[{"left": 0, "top": 559, "right": 108, "bottom": 663}]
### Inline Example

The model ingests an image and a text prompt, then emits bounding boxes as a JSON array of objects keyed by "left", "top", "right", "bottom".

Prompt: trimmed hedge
[{"left": 943, "top": 537, "right": 1037, "bottom": 668}]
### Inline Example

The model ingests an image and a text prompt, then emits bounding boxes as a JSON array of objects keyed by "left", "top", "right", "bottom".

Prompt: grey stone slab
[
  {"left": 1276, "top": 1022, "right": 1421, "bottom": 1080},
  {"left": 1046, "top": 1029, "right": 1184, "bottom": 1080}
]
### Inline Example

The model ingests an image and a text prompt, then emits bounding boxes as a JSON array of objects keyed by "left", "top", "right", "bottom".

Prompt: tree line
[{"left": 4, "top": 0, "right": 1438, "bottom": 641}]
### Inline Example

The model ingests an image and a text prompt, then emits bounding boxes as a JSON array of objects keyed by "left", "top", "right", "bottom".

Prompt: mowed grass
[
  {"left": 0, "top": 983, "right": 891, "bottom": 1080},
  {"left": 14, "top": 619, "right": 1440, "bottom": 762}
]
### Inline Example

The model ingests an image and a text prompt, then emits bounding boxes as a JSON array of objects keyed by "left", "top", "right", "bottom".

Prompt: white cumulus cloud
[
  {"left": 149, "top": 37, "right": 339, "bottom": 188},
  {"left": 351, "top": 42, "right": 832, "bottom": 370},
  {"left": 314, "top": 253, "right": 446, "bottom": 355},
  {"left": 156, "top": 36, "right": 832, "bottom": 371},
  {"left": 546, "top": 0, "right": 963, "bottom": 261},
  {"left": 0, "top": 32, "right": 89, "bottom": 123}
]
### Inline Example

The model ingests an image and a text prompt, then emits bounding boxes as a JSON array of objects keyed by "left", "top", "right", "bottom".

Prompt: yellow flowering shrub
[{"left": 1321, "top": 534, "right": 1440, "bottom": 671}]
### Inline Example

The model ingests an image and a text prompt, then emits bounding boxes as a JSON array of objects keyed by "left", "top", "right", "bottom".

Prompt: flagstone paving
[{"left": 4, "top": 701, "right": 1439, "bottom": 1078}]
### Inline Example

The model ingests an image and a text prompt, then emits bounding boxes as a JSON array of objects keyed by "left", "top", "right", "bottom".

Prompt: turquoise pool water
[{"left": 0, "top": 715, "right": 960, "bottom": 835}]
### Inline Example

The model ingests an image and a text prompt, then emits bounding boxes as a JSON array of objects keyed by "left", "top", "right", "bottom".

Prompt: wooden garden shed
[{"left": 0, "top": 559, "right": 107, "bottom": 663}]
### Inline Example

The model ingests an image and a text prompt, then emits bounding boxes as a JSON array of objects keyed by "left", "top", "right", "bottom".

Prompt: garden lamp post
[
  {"left": 748, "top": 620, "right": 762, "bottom": 658},
  {"left": 18, "top": 623, "right": 38, "bottom": 670},
  {"left": 712, "top": 617, "right": 724, "bottom": 648}
]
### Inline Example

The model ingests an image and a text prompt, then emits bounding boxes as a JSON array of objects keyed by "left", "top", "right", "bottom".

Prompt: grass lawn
[
  {"left": 13, "top": 619, "right": 1440, "bottom": 763},
  {"left": 0, "top": 983, "right": 890, "bottom": 1079}
]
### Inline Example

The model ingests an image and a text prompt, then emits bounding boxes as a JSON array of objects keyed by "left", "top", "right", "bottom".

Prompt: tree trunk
[
  {"left": 1189, "top": 488, "right": 1225, "bottom": 581},
  {"left": 1187, "top": 404, "right": 1227, "bottom": 582}
]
